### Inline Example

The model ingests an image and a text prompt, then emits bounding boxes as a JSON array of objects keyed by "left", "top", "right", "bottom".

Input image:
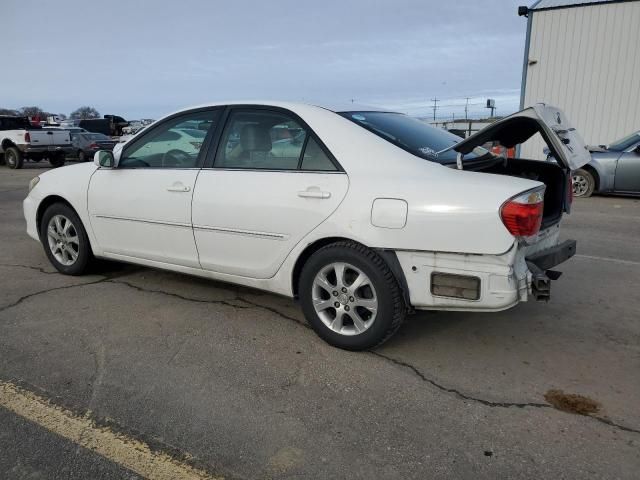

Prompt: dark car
[{"left": 71, "top": 132, "right": 117, "bottom": 161}]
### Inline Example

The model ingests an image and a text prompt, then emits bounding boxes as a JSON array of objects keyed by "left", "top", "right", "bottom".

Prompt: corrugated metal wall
[{"left": 521, "top": 1, "right": 640, "bottom": 159}]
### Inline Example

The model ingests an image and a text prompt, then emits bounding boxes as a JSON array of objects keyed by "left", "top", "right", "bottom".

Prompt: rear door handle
[
  {"left": 298, "top": 189, "right": 331, "bottom": 199},
  {"left": 167, "top": 183, "right": 191, "bottom": 192}
]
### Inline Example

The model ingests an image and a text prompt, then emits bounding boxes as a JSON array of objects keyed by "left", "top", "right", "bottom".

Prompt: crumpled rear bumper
[{"left": 525, "top": 239, "right": 577, "bottom": 301}]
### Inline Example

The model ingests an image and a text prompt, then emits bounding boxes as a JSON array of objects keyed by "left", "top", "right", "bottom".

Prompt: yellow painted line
[{"left": 0, "top": 381, "right": 220, "bottom": 480}]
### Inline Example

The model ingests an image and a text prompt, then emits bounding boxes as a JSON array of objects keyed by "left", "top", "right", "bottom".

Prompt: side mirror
[{"left": 94, "top": 150, "right": 115, "bottom": 168}]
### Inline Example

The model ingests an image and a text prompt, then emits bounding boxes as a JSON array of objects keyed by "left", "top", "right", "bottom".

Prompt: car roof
[{"left": 173, "top": 100, "right": 398, "bottom": 115}]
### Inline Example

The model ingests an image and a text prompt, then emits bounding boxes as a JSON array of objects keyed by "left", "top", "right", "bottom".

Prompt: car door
[
  {"left": 192, "top": 107, "right": 349, "bottom": 279},
  {"left": 87, "top": 108, "right": 221, "bottom": 267},
  {"left": 613, "top": 142, "right": 640, "bottom": 192}
]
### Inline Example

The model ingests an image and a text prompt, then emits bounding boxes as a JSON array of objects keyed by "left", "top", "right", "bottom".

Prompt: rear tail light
[
  {"left": 500, "top": 187, "right": 545, "bottom": 238},
  {"left": 24, "top": 131, "right": 31, "bottom": 142},
  {"left": 89, "top": 143, "right": 99, "bottom": 149},
  {"left": 567, "top": 173, "right": 574, "bottom": 204}
]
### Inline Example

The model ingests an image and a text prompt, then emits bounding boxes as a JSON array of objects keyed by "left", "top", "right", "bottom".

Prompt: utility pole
[
  {"left": 430, "top": 98, "right": 439, "bottom": 121},
  {"left": 464, "top": 97, "right": 470, "bottom": 119}
]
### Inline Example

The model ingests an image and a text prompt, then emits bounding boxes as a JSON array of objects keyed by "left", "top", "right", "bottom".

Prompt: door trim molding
[
  {"left": 193, "top": 224, "right": 287, "bottom": 240},
  {"left": 94, "top": 214, "right": 192, "bottom": 229}
]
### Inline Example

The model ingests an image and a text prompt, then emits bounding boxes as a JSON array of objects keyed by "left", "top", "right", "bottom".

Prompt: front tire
[
  {"left": 5, "top": 147, "right": 23, "bottom": 169},
  {"left": 299, "top": 241, "right": 406, "bottom": 350},
  {"left": 572, "top": 168, "right": 595, "bottom": 197},
  {"left": 40, "top": 203, "right": 92, "bottom": 275}
]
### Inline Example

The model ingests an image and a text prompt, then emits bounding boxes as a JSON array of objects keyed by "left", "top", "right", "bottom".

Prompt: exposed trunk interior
[{"left": 476, "top": 158, "right": 567, "bottom": 229}]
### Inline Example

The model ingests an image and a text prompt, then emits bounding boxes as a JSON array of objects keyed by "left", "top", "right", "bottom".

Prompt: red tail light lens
[
  {"left": 500, "top": 188, "right": 545, "bottom": 237},
  {"left": 89, "top": 143, "right": 99, "bottom": 149},
  {"left": 24, "top": 131, "right": 31, "bottom": 142},
  {"left": 568, "top": 173, "right": 574, "bottom": 204}
]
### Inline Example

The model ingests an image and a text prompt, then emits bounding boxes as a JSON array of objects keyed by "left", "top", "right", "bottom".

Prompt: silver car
[{"left": 571, "top": 131, "right": 640, "bottom": 197}]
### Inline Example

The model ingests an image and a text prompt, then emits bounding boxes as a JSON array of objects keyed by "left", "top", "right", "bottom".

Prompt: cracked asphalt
[{"left": 1, "top": 164, "right": 639, "bottom": 479}]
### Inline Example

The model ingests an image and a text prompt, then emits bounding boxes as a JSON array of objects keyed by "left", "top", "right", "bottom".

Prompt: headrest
[{"left": 240, "top": 124, "right": 272, "bottom": 152}]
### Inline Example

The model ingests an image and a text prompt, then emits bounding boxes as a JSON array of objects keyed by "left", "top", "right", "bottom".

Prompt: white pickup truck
[{"left": 0, "top": 116, "right": 73, "bottom": 168}]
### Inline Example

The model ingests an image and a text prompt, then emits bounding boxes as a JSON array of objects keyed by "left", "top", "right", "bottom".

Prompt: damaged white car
[{"left": 23, "top": 102, "right": 589, "bottom": 350}]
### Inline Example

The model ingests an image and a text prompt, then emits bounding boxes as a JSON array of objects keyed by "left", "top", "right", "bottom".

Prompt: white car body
[{"left": 23, "top": 101, "right": 589, "bottom": 327}]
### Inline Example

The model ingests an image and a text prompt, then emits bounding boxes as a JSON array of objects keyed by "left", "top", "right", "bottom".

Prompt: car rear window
[{"left": 339, "top": 111, "right": 489, "bottom": 164}]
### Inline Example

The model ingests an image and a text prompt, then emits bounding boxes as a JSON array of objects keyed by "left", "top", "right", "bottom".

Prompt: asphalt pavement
[{"left": 1, "top": 163, "right": 639, "bottom": 479}]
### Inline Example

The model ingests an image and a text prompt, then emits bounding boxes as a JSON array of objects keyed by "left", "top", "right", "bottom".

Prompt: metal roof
[{"left": 530, "top": 0, "right": 636, "bottom": 11}]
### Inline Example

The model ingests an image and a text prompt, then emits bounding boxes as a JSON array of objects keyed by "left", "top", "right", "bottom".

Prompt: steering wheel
[{"left": 161, "top": 149, "right": 192, "bottom": 167}]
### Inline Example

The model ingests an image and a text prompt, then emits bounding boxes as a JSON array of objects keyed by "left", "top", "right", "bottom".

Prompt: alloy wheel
[
  {"left": 572, "top": 174, "right": 589, "bottom": 196},
  {"left": 46, "top": 214, "right": 80, "bottom": 266},
  {"left": 312, "top": 262, "right": 378, "bottom": 336}
]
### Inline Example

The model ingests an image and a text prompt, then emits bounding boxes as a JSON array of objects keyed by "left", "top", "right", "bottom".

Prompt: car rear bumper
[
  {"left": 20, "top": 145, "right": 74, "bottom": 155},
  {"left": 395, "top": 230, "right": 577, "bottom": 312}
]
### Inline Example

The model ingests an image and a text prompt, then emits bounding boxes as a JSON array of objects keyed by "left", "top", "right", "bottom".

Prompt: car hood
[{"left": 450, "top": 103, "right": 591, "bottom": 171}]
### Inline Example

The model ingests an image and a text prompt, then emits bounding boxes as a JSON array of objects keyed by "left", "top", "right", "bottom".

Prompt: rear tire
[
  {"left": 5, "top": 147, "right": 23, "bottom": 169},
  {"left": 49, "top": 153, "right": 66, "bottom": 168},
  {"left": 572, "top": 168, "right": 595, "bottom": 197},
  {"left": 40, "top": 203, "right": 93, "bottom": 275},
  {"left": 299, "top": 241, "right": 406, "bottom": 350}
]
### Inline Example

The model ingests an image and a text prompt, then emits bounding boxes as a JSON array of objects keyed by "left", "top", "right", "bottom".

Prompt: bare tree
[
  {"left": 19, "top": 106, "right": 46, "bottom": 118},
  {"left": 70, "top": 106, "right": 100, "bottom": 120},
  {"left": 0, "top": 108, "right": 19, "bottom": 116}
]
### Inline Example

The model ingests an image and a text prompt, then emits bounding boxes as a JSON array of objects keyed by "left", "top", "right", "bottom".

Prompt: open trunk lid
[{"left": 450, "top": 103, "right": 591, "bottom": 171}]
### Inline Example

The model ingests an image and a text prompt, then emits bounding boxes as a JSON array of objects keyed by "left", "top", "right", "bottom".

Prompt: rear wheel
[
  {"left": 572, "top": 168, "right": 595, "bottom": 197},
  {"left": 299, "top": 241, "right": 406, "bottom": 350},
  {"left": 40, "top": 203, "right": 92, "bottom": 275},
  {"left": 5, "top": 147, "right": 23, "bottom": 169},
  {"left": 49, "top": 153, "right": 66, "bottom": 168}
]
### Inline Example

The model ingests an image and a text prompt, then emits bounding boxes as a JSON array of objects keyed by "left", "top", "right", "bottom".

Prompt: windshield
[
  {"left": 339, "top": 111, "right": 490, "bottom": 164},
  {"left": 608, "top": 131, "right": 640, "bottom": 152}
]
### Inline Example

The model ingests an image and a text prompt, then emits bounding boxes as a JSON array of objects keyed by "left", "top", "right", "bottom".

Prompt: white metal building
[{"left": 519, "top": 0, "right": 640, "bottom": 159}]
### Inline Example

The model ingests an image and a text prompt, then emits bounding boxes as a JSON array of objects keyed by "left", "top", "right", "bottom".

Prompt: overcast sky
[{"left": 2, "top": 0, "right": 528, "bottom": 120}]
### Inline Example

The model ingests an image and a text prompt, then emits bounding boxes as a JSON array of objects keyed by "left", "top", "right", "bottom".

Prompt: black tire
[
  {"left": 572, "top": 168, "right": 595, "bottom": 198},
  {"left": 40, "top": 203, "right": 93, "bottom": 275},
  {"left": 77, "top": 150, "right": 86, "bottom": 162},
  {"left": 5, "top": 146, "right": 23, "bottom": 169},
  {"left": 49, "top": 153, "right": 66, "bottom": 168},
  {"left": 299, "top": 241, "right": 406, "bottom": 350}
]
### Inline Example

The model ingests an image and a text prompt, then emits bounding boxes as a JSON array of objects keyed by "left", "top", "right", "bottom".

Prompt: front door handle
[
  {"left": 167, "top": 183, "right": 191, "bottom": 192},
  {"left": 298, "top": 188, "right": 331, "bottom": 199}
]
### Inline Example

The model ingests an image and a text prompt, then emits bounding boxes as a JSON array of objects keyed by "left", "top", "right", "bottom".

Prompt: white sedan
[{"left": 24, "top": 102, "right": 590, "bottom": 350}]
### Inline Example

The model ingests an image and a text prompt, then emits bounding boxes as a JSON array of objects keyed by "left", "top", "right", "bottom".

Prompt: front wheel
[
  {"left": 299, "top": 241, "right": 406, "bottom": 350},
  {"left": 40, "top": 203, "right": 93, "bottom": 275},
  {"left": 572, "top": 168, "right": 595, "bottom": 197}
]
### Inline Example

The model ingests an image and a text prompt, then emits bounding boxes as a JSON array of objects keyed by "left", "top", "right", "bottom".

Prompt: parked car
[
  {"left": 571, "top": 131, "right": 640, "bottom": 197},
  {"left": 0, "top": 115, "right": 72, "bottom": 168},
  {"left": 23, "top": 102, "right": 588, "bottom": 350},
  {"left": 79, "top": 115, "right": 129, "bottom": 137},
  {"left": 71, "top": 132, "right": 117, "bottom": 161}
]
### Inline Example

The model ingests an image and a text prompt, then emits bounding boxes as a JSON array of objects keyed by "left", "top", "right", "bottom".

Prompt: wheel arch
[
  {"left": 1, "top": 138, "right": 17, "bottom": 151},
  {"left": 582, "top": 164, "right": 600, "bottom": 191},
  {"left": 290, "top": 236, "right": 412, "bottom": 310},
  {"left": 36, "top": 195, "right": 80, "bottom": 239}
]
